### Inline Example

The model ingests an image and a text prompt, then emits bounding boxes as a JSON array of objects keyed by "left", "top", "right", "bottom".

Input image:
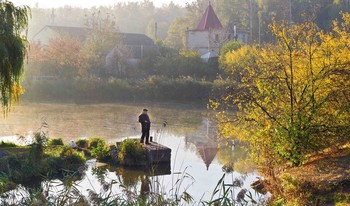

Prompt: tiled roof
[
  {"left": 120, "top": 33, "right": 154, "bottom": 46},
  {"left": 47, "top": 25, "right": 90, "bottom": 38},
  {"left": 33, "top": 25, "right": 154, "bottom": 46},
  {"left": 196, "top": 2, "right": 223, "bottom": 30}
]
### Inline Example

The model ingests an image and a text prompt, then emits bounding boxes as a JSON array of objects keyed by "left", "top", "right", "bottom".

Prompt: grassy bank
[
  {"left": 0, "top": 137, "right": 146, "bottom": 189},
  {"left": 265, "top": 144, "right": 350, "bottom": 205},
  {"left": 0, "top": 143, "right": 86, "bottom": 185},
  {"left": 22, "top": 76, "right": 216, "bottom": 103}
]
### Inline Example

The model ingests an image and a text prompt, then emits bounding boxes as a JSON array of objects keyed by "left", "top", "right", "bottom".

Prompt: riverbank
[
  {"left": 21, "top": 77, "right": 217, "bottom": 103},
  {"left": 265, "top": 144, "right": 350, "bottom": 205}
]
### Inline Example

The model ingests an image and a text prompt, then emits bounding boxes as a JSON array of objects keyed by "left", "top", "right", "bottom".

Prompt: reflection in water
[
  {"left": 0, "top": 154, "right": 265, "bottom": 205},
  {"left": 184, "top": 118, "right": 220, "bottom": 171},
  {"left": 0, "top": 102, "right": 266, "bottom": 204},
  {"left": 197, "top": 145, "right": 219, "bottom": 171},
  {"left": 140, "top": 175, "right": 150, "bottom": 197},
  {"left": 217, "top": 141, "right": 255, "bottom": 174}
]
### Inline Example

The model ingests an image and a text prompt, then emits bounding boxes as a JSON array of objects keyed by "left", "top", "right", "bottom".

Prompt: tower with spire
[
  {"left": 186, "top": 2, "right": 248, "bottom": 61},
  {"left": 196, "top": 1, "right": 222, "bottom": 31}
]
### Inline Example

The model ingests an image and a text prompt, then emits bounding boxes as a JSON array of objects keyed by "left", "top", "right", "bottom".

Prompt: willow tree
[
  {"left": 0, "top": 1, "right": 29, "bottom": 111},
  {"left": 213, "top": 13, "right": 350, "bottom": 169}
]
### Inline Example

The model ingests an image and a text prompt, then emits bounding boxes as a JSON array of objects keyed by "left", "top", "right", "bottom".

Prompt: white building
[{"left": 186, "top": 2, "right": 248, "bottom": 60}]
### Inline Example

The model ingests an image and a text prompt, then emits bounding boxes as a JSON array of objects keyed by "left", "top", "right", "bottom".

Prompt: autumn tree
[
  {"left": 43, "top": 35, "right": 88, "bottom": 79},
  {"left": 83, "top": 11, "right": 122, "bottom": 77},
  {"left": 164, "top": 17, "right": 189, "bottom": 49},
  {"left": 0, "top": 1, "right": 29, "bottom": 110},
  {"left": 219, "top": 40, "right": 242, "bottom": 56},
  {"left": 218, "top": 40, "right": 242, "bottom": 80},
  {"left": 213, "top": 13, "right": 350, "bottom": 168}
]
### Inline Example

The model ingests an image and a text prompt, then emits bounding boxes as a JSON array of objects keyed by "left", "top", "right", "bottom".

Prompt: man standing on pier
[{"left": 138, "top": 108, "right": 151, "bottom": 144}]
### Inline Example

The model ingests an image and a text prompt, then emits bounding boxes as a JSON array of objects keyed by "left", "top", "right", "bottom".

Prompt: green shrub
[
  {"left": 88, "top": 137, "right": 105, "bottom": 149},
  {"left": 0, "top": 153, "right": 39, "bottom": 181},
  {"left": 59, "top": 145, "right": 86, "bottom": 171},
  {"left": 118, "top": 139, "right": 146, "bottom": 166},
  {"left": 76, "top": 139, "right": 88, "bottom": 148},
  {"left": 90, "top": 142, "right": 110, "bottom": 161},
  {"left": 29, "top": 131, "right": 48, "bottom": 164},
  {"left": 60, "top": 153, "right": 86, "bottom": 171},
  {"left": 10, "top": 156, "right": 31, "bottom": 181},
  {"left": 0, "top": 141, "right": 17, "bottom": 147},
  {"left": 0, "top": 174, "right": 16, "bottom": 193},
  {"left": 0, "top": 157, "right": 8, "bottom": 172},
  {"left": 48, "top": 138, "right": 64, "bottom": 146},
  {"left": 41, "top": 156, "right": 61, "bottom": 176},
  {"left": 59, "top": 145, "right": 76, "bottom": 157}
]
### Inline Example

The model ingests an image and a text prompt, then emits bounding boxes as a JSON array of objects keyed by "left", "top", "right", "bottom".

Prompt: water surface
[{"left": 0, "top": 102, "right": 264, "bottom": 204}]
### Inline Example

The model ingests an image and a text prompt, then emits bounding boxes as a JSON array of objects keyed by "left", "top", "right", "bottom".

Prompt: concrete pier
[
  {"left": 110, "top": 140, "right": 171, "bottom": 166},
  {"left": 145, "top": 142, "right": 171, "bottom": 164}
]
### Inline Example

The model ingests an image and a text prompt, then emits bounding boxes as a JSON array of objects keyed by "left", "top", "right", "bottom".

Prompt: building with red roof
[
  {"left": 186, "top": 2, "right": 248, "bottom": 61},
  {"left": 196, "top": 2, "right": 223, "bottom": 31}
]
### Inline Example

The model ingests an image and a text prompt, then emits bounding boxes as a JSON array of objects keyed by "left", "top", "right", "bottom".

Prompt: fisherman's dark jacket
[{"left": 138, "top": 113, "right": 151, "bottom": 132}]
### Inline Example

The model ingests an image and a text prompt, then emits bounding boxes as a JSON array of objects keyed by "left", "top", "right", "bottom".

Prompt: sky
[{"left": 11, "top": 0, "right": 194, "bottom": 8}]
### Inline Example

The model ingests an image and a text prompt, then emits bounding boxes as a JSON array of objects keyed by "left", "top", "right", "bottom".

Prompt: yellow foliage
[
  {"left": 10, "top": 83, "right": 23, "bottom": 103},
  {"left": 179, "top": 49, "right": 200, "bottom": 58},
  {"left": 214, "top": 13, "right": 350, "bottom": 168}
]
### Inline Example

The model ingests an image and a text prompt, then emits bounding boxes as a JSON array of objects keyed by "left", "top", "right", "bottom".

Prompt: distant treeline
[
  {"left": 25, "top": 38, "right": 223, "bottom": 102},
  {"left": 28, "top": 0, "right": 350, "bottom": 47}
]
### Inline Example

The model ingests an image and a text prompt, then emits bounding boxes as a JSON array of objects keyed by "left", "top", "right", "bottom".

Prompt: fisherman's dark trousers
[{"left": 140, "top": 130, "right": 150, "bottom": 144}]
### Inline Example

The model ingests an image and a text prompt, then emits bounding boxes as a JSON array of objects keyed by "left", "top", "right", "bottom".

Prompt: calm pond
[{"left": 0, "top": 102, "right": 266, "bottom": 204}]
